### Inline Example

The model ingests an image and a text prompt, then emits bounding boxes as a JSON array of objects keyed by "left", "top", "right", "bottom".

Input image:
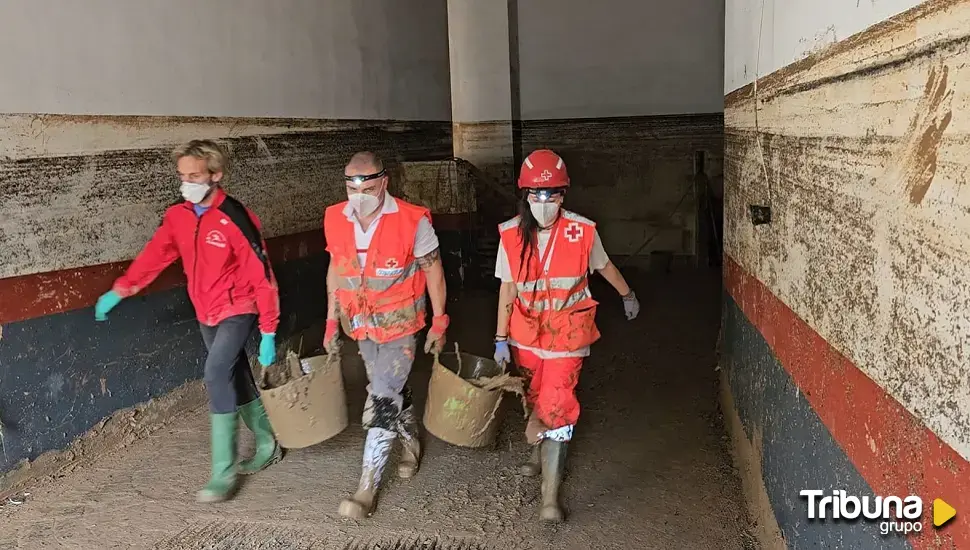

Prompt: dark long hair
[{"left": 516, "top": 191, "right": 540, "bottom": 276}]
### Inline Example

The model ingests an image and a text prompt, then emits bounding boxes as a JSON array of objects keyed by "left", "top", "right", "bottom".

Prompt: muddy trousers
[
  {"left": 358, "top": 334, "right": 418, "bottom": 430},
  {"left": 200, "top": 314, "right": 260, "bottom": 414},
  {"left": 512, "top": 347, "right": 584, "bottom": 443}
]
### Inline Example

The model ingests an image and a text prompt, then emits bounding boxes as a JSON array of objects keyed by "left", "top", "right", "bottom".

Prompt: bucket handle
[{"left": 433, "top": 341, "right": 465, "bottom": 378}]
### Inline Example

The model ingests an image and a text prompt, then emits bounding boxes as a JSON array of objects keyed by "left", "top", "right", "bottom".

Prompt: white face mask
[
  {"left": 180, "top": 181, "right": 212, "bottom": 204},
  {"left": 349, "top": 192, "right": 382, "bottom": 217},
  {"left": 530, "top": 201, "right": 560, "bottom": 228}
]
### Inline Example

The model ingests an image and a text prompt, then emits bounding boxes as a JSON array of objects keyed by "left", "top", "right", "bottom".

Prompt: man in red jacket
[{"left": 93, "top": 139, "right": 283, "bottom": 503}]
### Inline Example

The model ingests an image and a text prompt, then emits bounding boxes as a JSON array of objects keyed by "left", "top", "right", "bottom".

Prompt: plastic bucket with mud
[
  {"left": 258, "top": 344, "right": 349, "bottom": 449},
  {"left": 423, "top": 347, "right": 524, "bottom": 448}
]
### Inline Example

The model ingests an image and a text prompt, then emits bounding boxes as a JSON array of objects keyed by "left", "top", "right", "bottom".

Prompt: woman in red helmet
[{"left": 493, "top": 149, "right": 640, "bottom": 522}]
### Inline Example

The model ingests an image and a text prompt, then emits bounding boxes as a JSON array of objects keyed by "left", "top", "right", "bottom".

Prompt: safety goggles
[
  {"left": 344, "top": 169, "right": 386, "bottom": 187},
  {"left": 526, "top": 188, "right": 565, "bottom": 202}
]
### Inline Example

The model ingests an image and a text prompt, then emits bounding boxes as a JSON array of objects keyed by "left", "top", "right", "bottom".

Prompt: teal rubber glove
[
  {"left": 94, "top": 291, "right": 123, "bottom": 321},
  {"left": 258, "top": 333, "right": 276, "bottom": 367}
]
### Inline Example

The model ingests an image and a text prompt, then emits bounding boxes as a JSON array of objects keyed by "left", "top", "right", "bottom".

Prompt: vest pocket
[
  {"left": 371, "top": 292, "right": 422, "bottom": 330},
  {"left": 509, "top": 300, "right": 599, "bottom": 351}
]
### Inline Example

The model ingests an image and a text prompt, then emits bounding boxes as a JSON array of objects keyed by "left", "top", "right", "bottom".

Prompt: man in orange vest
[
  {"left": 493, "top": 149, "right": 640, "bottom": 522},
  {"left": 323, "top": 151, "right": 449, "bottom": 519}
]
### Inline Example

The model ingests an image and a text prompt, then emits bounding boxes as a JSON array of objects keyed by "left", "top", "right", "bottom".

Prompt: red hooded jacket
[{"left": 112, "top": 188, "right": 280, "bottom": 334}]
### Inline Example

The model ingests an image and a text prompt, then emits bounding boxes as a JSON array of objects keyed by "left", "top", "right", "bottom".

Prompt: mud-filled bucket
[
  {"left": 423, "top": 346, "right": 524, "bottom": 448},
  {"left": 258, "top": 344, "right": 349, "bottom": 449}
]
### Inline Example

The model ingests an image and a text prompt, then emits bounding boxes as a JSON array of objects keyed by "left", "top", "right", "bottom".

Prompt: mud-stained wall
[
  {"left": 722, "top": 0, "right": 970, "bottom": 547},
  {"left": 521, "top": 115, "right": 723, "bottom": 259},
  {"left": 0, "top": 116, "right": 453, "bottom": 281}
]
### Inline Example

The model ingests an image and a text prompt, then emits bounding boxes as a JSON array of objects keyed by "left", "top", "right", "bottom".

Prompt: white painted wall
[
  {"left": 723, "top": 0, "right": 922, "bottom": 93},
  {"left": 516, "top": 0, "right": 725, "bottom": 119},
  {"left": 0, "top": 0, "right": 451, "bottom": 120}
]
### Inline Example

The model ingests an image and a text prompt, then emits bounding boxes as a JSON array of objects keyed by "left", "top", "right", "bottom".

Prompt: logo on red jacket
[
  {"left": 205, "top": 230, "right": 228, "bottom": 249},
  {"left": 564, "top": 222, "right": 583, "bottom": 243},
  {"left": 375, "top": 257, "right": 405, "bottom": 278}
]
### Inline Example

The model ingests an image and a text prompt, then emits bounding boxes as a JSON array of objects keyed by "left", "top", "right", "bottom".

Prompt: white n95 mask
[
  {"left": 180, "top": 182, "right": 211, "bottom": 204},
  {"left": 350, "top": 193, "right": 381, "bottom": 217},
  {"left": 530, "top": 202, "right": 560, "bottom": 228}
]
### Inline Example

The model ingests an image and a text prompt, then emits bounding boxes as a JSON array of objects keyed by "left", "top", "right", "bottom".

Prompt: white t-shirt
[
  {"left": 343, "top": 195, "right": 439, "bottom": 266},
  {"left": 494, "top": 219, "right": 610, "bottom": 358}
]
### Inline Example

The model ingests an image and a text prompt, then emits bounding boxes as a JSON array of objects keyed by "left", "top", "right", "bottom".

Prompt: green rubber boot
[
  {"left": 196, "top": 412, "right": 239, "bottom": 503},
  {"left": 237, "top": 398, "right": 283, "bottom": 475}
]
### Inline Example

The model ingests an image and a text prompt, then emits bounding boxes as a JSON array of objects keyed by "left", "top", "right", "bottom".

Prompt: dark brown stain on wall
[{"left": 904, "top": 63, "right": 953, "bottom": 205}]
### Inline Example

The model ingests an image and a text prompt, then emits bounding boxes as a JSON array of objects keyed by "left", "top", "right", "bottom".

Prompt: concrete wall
[
  {"left": 447, "top": 0, "right": 516, "bottom": 183},
  {"left": 0, "top": 0, "right": 458, "bottom": 479},
  {"left": 512, "top": 0, "right": 726, "bottom": 260},
  {"left": 721, "top": 0, "right": 970, "bottom": 547},
  {"left": 517, "top": 0, "right": 725, "bottom": 119},
  {"left": 0, "top": 0, "right": 451, "bottom": 119}
]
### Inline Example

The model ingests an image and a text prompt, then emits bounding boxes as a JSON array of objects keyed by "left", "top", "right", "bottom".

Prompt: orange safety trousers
[{"left": 512, "top": 346, "right": 584, "bottom": 434}]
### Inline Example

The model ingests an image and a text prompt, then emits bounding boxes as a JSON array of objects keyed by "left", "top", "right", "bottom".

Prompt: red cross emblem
[
  {"left": 385, "top": 258, "right": 399, "bottom": 269},
  {"left": 540, "top": 169, "right": 553, "bottom": 181},
  {"left": 564, "top": 222, "right": 583, "bottom": 243}
]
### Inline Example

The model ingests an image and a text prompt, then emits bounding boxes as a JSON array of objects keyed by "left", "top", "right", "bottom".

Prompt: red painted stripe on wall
[
  {"left": 0, "top": 229, "right": 324, "bottom": 326},
  {"left": 0, "top": 211, "right": 473, "bottom": 326},
  {"left": 724, "top": 255, "right": 969, "bottom": 549}
]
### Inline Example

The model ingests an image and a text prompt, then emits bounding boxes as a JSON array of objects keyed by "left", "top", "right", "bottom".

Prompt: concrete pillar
[{"left": 446, "top": 0, "right": 518, "bottom": 184}]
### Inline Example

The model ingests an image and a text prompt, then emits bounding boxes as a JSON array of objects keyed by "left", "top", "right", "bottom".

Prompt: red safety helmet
[{"left": 517, "top": 149, "right": 570, "bottom": 189}]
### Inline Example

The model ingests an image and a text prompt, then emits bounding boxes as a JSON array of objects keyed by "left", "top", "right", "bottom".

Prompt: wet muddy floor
[{"left": 0, "top": 267, "right": 757, "bottom": 549}]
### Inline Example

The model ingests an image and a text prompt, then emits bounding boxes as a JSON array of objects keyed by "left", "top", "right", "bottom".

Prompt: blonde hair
[{"left": 171, "top": 139, "right": 229, "bottom": 177}]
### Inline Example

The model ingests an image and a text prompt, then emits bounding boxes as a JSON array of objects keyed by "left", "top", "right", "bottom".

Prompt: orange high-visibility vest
[
  {"left": 323, "top": 199, "right": 430, "bottom": 343},
  {"left": 499, "top": 210, "right": 601, "bottom": 352}
]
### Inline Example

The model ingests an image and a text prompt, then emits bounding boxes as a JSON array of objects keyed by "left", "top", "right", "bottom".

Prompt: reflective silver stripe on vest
[
  {"left": 337, "top": 259, "right": 421, "bottom": 292},
  {"left": 523, "top": 287, "right": 591, "bottom": 313},
  {"left": 516, "top": 276, "right": 584, "bottom": 293},
  {"left": 349, "top": 294, "right": 427, "bottom": 331}
]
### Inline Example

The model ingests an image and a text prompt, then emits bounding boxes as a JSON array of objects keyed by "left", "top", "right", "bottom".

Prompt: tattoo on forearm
[
  {"left": 417, "top": 248, "right": 441, "bottom": 270},
  {"left": 504, "top": 303, "right": 512, "bottom": 315}
]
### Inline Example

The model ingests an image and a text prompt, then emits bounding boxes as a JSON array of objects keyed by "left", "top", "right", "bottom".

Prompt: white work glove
[{"left": 622, "top": 290, "right": 640, "bottom": 321}]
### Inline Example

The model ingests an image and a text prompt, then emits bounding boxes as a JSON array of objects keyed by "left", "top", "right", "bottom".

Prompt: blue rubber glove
[
  {"left": 494, "top": 340, "right": 511, "bottom": 366},
  {"left": 258, "top": 333, "right": 276, "bottom": 367},
  {"left": 94, "top": 291, "right": 123, "bottom": 321}
]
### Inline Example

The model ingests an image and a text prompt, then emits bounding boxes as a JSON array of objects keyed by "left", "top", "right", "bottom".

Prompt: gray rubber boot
[
  {"left": 539, "top": 439, "right": 568, "bottom": 522},
  {"left": 396, "top": 405, "right": 422, "bottom": 479},
  {"left": 519, "top": 444, "right": 541, "bottom": 477},
  {"left": 338, "top": 428, "right": 396, "bottom": 519}
]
